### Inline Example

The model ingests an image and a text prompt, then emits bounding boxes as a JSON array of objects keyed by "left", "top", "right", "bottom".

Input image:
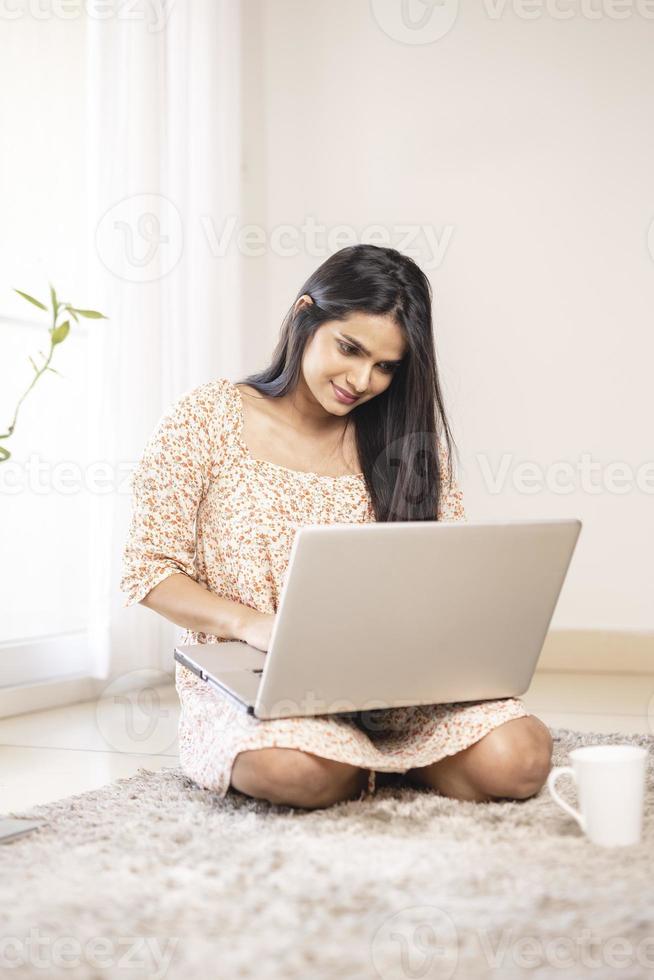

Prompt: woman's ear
[{"left": 293, "top": 293, "right": 313, "bottom": 316}]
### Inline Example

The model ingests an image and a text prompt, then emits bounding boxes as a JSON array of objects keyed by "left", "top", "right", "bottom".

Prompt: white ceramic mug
[{"left": 547, "top": 744, "right": 648, "bottom": 847}]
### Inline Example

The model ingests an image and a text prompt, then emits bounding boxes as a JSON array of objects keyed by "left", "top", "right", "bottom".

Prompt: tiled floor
[{"left": 1, "top": 673, "right": 653, "bottom": 812}]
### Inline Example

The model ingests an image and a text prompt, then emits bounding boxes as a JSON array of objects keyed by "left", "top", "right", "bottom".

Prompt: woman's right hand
[{"left": 239, "top": 608, "right": 276, "bottom": 653}]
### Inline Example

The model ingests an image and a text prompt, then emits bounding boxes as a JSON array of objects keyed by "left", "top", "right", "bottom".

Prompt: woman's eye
[{"left": 337, "top": 340, "right": 395, "bottom": 374}]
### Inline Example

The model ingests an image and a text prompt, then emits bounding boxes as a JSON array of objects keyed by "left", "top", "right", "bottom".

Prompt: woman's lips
[{"left": 331, "top": 382, "right": 358, "bottom": 404}]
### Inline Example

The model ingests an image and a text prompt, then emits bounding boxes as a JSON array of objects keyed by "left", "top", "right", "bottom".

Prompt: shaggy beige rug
[{"left": 1, "top": 727, "right": 653, "bottom": 980}]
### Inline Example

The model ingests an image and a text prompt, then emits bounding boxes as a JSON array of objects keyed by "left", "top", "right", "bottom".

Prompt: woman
[{"left": 120, "top": 244, "right": 553, "bottom": 810}]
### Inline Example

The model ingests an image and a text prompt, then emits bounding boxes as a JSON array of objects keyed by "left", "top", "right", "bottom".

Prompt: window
[{"left": 0, "top": 14, "right": 90, "bottom": 680}]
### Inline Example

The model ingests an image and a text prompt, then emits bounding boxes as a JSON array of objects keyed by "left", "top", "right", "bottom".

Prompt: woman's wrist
[{"left": 229, "top": 602, "right": 258, "bottom": 643}]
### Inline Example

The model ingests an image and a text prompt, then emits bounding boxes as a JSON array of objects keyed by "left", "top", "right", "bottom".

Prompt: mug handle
[{"left": 547, "top": 766, "right": 586, "bottom": 831}]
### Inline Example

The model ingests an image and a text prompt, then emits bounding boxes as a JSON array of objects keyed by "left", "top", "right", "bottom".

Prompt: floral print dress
[{"left": 120, "top": 377, "right": 531, "bottom": 799}]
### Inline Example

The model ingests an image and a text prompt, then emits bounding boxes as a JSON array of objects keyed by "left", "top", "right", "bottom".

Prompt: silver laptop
[{"left": 174, "top": 518, "right": 582, "bottom": 720}]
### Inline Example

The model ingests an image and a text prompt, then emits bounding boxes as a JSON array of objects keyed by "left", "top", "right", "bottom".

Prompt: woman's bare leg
[
  {"left": 405, "top": 715, "right": 553, "bottom": 802},
  {"left": 231, "top": 746, "right": 370, "bottom": 809}
]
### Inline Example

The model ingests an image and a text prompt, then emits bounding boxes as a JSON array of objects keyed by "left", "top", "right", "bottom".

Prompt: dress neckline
[{"left": 228, "top": 380, "right": 365, "bottom": 483}]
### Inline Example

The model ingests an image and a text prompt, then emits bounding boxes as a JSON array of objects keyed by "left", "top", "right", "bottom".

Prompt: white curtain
[{"left": 84, "top": 1, "right": 243, "bottom": 683}]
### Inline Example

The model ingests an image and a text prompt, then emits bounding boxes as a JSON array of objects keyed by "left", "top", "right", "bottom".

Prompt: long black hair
[{"left": 236, "top": 244, "right": 459, "bottom": 523}]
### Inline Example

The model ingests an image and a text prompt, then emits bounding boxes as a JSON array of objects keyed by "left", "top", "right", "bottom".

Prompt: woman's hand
[{"left": 239, "top": 609, "right": 276, "bottom": 653}]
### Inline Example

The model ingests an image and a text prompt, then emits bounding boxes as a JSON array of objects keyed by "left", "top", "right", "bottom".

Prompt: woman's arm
[
  {"left": 140, "top": 572, "right": 258, "bottom": 641},
  {"left": 120, "top": 381, "right": 275, "bottom": 651}
]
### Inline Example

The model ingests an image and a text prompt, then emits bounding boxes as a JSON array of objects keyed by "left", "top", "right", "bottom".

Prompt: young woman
[{"left": 121, "top": 244, "right": 553, "bottom": 810}]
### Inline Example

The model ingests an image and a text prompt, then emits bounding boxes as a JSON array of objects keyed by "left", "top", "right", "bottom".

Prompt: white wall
[{"left": 240, "top": 0, "right": 654, "bottom": 634}]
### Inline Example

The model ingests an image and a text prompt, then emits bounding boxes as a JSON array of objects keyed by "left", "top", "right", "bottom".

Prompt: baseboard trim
[
  {"left": 0, "top": 671, "right": 175, "bottom": 721},
  {"left": 536, "top": 629, "right": 654, "bottom": 675}
]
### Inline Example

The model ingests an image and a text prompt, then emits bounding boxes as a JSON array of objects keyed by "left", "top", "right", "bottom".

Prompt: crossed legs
[{"left": 230, "top": 714, "right": 553, "bottom": 810}]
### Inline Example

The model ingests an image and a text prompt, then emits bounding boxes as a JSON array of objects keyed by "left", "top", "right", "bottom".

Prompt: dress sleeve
[
  {"left": 119, "top": 381, "right": 222, "bottom": 607},
  {"left": 436, "top": 441, "right": 467, "bottom": 523}
]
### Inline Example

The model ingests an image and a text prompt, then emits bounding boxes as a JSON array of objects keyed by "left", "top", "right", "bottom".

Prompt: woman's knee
[
  {"left": 477, "top": 715, "right": 554, "bottom": 800},
  {"left": 412, "top": 714, "right": 553, "bottom": 802},
  {"left": 230, "top": 746, "right": 365, "bottom": 808}
]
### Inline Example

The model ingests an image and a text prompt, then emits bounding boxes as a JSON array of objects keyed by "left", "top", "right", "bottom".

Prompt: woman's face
[{"left": 298, "top": 297, "right": 407, "bottom": 415}]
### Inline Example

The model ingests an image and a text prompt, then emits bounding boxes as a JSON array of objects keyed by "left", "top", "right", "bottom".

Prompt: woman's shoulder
[
  {"left": 169, "top": 376, "right": 236, "bottom": 422},
  {"left": 152, "top": 377, "right": 238, "bottom": 453},
  {"left": 178, "top": 375, "right": 234, "bottom": 405}
]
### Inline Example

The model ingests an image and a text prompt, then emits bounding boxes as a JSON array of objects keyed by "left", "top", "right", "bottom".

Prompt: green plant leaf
[
  {"left": 51, "top": 320, "right": 70, "bottom": 345},
  {"left": 14, "top": 289, "right": 47, "bottom": 311},
  {"left": 68, "top": 308, "right": 107, "bottom": 319},
  {"left": 0, "top": 445, "right": 10, "bottom": 463},
  {"left": 49, "top": 282, "right": 58, "bottom": 314}
]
